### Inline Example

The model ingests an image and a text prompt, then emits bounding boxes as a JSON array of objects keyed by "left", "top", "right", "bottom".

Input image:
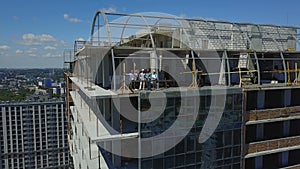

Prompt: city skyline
[{"left": 1, "top": 0, "right": 300, "bottom": 68}]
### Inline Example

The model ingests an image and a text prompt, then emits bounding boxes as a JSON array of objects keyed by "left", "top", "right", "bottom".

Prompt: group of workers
[{"left": 127, "top": 68, "right": 158, "bottom": 92}]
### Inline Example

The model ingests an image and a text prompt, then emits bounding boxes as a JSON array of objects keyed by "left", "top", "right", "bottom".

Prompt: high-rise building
[
  {"left": 0, "top": 101, "right": 69, "bottom": 169},
  {"left": 65, "top": 11, "right": 300, "bottom": 169}
]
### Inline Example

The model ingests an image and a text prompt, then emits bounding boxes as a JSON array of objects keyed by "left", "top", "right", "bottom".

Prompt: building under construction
[{"left": 64, "top": 11, "right": 300, "bottom": 169}]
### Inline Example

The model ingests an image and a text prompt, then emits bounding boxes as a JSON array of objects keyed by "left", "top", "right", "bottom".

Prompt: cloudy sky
[{"left": 0, "top": 0, "right": 299, "bottom": 68}]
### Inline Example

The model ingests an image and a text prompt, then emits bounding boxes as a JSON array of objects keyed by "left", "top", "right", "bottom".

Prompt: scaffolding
[{"left": 71, "top": 11, "right": 300, "bottom": 93}]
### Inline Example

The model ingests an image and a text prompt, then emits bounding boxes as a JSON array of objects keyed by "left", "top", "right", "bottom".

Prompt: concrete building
[
  {"left": 0, "top": 101, "right": 69, "bottom": 169},
  {"left": 65, "top": 12, "right": 300, "bottom": 169}
]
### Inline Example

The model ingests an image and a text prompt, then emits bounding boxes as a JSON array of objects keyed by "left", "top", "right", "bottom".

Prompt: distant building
[
  {"left": 44, "top": 78, "right": 52, "bottom": 88},
  {"left": 52, "top": 87, "right": 62, "bottom": 95},
  {"left": 0, "top": 101, "right": 69, "bottom": 169},
  {"left": 8, "top": 81, "right": 17, "bottom": 87},
  {"left": 38, "top": 81, "right": 43, "bottom": 87},
  {"left": 15, "top": 75, "right": 26, "bottom": 79}
]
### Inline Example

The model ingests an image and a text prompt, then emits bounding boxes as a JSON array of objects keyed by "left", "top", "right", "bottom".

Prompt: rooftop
[{"left": 66, "top": 12, "right": 300, "bottom": 95}]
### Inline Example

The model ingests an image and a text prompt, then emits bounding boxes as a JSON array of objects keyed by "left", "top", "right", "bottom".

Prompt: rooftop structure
[{"left": 65, "top": 11, "right": 300, "bottom": 169}]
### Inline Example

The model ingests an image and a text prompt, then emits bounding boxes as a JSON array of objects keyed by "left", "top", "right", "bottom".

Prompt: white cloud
[
  {"left": 60, "top": 40, "right": 68, "bottom": 46},
  {"left": 0, "top": 45, "right": 11, "bottom": 50},
  {"left": 13, "top": 16, "right": 20, "bottom": 20},
  {"left": 100, "top": 7, "right": 116, "bottom": 13},
  {"left": 43, "top": 52, "right": 62, "bottom": 58},
  {"left": 25, "top": 48, "right": 38, "bottom": 54},
  {"left": 43, "top": 53, "right": 52, "bottom": 58},
  {"left": 63, "top": 14, "right": 68, "bottom": 19},
  {"left": 16, "top": 49, "right": 23, "bottom": 54},
  {"left": 16, "top": 33, "right": 58, "bottom": 46},
  {"left": 16, "top": 48, "right": 38, "bottom": 55},
  {"left": 44, "top": 46, "right": 56, "bottom": 50},
  {"left": 53, "top": 40, "right": 68, "bottom": 47},
  {"left": 23, "top": 34, "right": 56, "bottom": 43},
  {"left": 64, "top": 14, "right": 82, "bottom": 23},
  {"left": 29, "top": 54, "right": 37, "bottom": 57}
]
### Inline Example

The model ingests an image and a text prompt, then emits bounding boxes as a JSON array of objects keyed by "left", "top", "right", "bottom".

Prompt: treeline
[{"left": 0, "top": 88, "right": 34, "bottom": 101}]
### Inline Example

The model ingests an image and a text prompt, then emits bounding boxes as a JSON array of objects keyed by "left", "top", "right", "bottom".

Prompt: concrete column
[
  {"left": 150, "top": 51, "right": 158, "bottom": 71},
  {"left": 280, "top": 151, "right": 289, "bottom": 166},
  {"left": 112, "top": 99, "right": 120, "bottom": 131},
  {"left": 283, "top": 121, "right": 290, "bottom": 137},
  {"left": 38, "top": 105, "right": 43, "bottom": 168},
  {"left": 45, "top": 105, "right": 49, "bottom": 167},
  {"left": 255, "top": 156, "right": 263, "bottom": 169},
  {"left": 257, "top": 91, "right": 265, "bottom": 109},
  {"left": 284, "top": 89, "right": 291, "bottom": 107},
  {"left": 0, "top": 108, "right": 2, "bottom": 169},
  {"left": 20, "top": 106, "right": 25, "bottom": 169},
  {"left": 8, "top": 107, "right": 13, "bottom": 159},
  {"left": 56, "top": 104, "right": 59, "bottom": 149},
  {"left": 61, "top": 104, "right": 65, "bottom": 165},
  {"left": 33, "top": 106, "right": 37, "bottom": 169},
  {"left": 2, "top": 107, "right": 8, "bottom": 169},
  {"left": 111, "top": 99, "right": 121, "bottom": 168},
  {"left": 33, "top": 106, "right": 36, "bottom": 153},
  {"left": 256, "top": 124, "right": 264, "bottom": 140},
  {"left": 104, "top": 99, "right": 111, "bottom": 122},
  {"left": 112, "top": 140, "right": 122, "bottom": 168}
]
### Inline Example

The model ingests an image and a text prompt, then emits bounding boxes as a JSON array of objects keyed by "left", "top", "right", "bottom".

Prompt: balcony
[
  {"left": 245, "top": 135, "right": 300, "bottom": 158},
  {"left": 280, "top": 164, "right": 300, "bottom": 169},
  {"left": 246, "top": 106, "right": 300, "bottom": 125}
]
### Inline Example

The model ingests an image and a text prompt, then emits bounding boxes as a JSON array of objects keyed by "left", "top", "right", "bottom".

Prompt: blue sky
[{"left": 0, "top": 0, "right": 299, "bottom": 68}]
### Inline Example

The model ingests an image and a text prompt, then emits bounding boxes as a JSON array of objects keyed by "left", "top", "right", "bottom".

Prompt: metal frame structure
[
  {"left": 88, "top": 11, "right": 300, "bottom": 50},
  {"left": 72, "top": 11, "right": 300, "bottom": 90}
]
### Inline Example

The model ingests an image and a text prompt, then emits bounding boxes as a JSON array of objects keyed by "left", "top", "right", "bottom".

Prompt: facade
[
  {"left": 65, "top": 12, "right": 300, "bottom": 169},
  {"left": 0, "top": 101, "right": 69, "bottom": 169},
  {"left": 243, "top": 87, "right": 300, "bottom": 169}
]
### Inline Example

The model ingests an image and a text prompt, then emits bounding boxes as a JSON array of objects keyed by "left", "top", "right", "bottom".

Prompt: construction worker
[
  {"left": 139, "top": 69, "right": 145, "bottom": 90},
  {"left": 127, "top": 70, "right": 137, "bottom": 93},
  {"left": 151, "top": 70, "right": 158, "bottom": 90},
  {"left": 145, "top": 68, "right": 152, "bottom": 90}
]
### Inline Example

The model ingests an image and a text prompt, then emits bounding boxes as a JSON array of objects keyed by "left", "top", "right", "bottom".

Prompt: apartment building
[{"left": 0, "top": 101, "right": 69, "bottom": 169}]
